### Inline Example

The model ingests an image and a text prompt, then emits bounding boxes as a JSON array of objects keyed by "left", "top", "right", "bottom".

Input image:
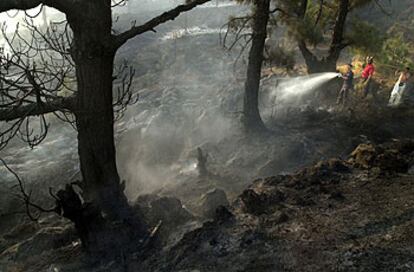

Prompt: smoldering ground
[
  {"left": 0, "top": 1, "right": 248, "bottom": 195},
  {"left": 0, "top": 1, "right": 341, "bottom": 208}
]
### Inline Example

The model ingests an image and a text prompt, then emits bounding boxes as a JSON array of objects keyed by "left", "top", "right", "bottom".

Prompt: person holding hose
[
  {"left": 361, "top": 56, "right": 375, "bottom": 98},
  {"left": 337, "top": 63, "right": 354, "bottom": 107}
]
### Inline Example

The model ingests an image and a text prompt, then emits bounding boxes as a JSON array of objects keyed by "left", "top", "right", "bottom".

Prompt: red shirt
[{"left": 362, "top": 64, "right": 375, "bottom": 79}]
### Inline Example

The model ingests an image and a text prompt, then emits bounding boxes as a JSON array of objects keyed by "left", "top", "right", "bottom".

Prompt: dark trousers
[
  {"left": 337, "top": 86, "right": 351, "bottom": 106},
  {"left": 362, "top": 78, "right": 375, "bottom": 98}
]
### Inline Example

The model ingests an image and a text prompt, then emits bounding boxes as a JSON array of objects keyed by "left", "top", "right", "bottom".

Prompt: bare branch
[
  {"left": 0, "top": 96, "right": 75, "bottom": 121},
  {"left": 0, "top": 0, "right": 71, "bottom": 13},
  {"left": 373, "top": 0, "right": 392, "bottom": 17},
  {"left": 0, "top": 15, "right": 77, "bottom": 149},
  {"left": 314, "top": 0, "right": 324, "bottom": 26},
  {"left": 113, "top": 0, "right": 212, "bottom": 48},
  {"left": 111, "top": 0, "right": 128, "bottom": 8},
  {"left": 113, "top": 60, "right": 139, "bottom": 120},
  {"left": 0, "top": 0, "right": 43, "bottom": 12},
  {"left": 0, "top": 158, "right": 57, "bottom": 221}
]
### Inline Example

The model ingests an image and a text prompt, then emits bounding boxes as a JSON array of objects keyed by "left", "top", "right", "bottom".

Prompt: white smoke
[
  {"left": 161, "top": 27, "right": 223, "bottom": 41},
  {"left": 199, "top": 1, "right": 238, "bottom": 8},
  {"left": 2, "top": 2, "right": 339, "bottom": 201}
]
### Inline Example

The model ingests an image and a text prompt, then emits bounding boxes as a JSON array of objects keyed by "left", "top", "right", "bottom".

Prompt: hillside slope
[{"left": 138, "top": 139, "right": 414, "bottom": 272}]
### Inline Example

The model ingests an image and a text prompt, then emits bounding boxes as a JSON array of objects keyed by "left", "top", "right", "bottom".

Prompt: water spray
[
  {"left": 270, "top": 72, "right": 341, "bottom": 102},
  {"left": 260, "top": 72, "right": 341, "bottom": 120}
]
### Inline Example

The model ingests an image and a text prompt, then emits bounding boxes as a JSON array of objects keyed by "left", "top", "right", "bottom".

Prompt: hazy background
[{"left": 0, "top": 0, "right": 404, "bottom": 202}]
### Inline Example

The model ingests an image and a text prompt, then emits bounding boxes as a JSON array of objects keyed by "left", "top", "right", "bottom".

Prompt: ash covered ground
[{"left": 1, "top": 2, "right": 414, "bottom": 272}]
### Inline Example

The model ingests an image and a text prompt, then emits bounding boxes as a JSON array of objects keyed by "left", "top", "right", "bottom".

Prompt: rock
[
  {"left": 298, "top": 159, "right": 350, "bottom": 180},
  {"left": 349, "top": 141, "right": 413, "bottom": 173},
  {"left": 285, "top": 158, "right": 351, "bottom": 192},
  {"left": 240, "top": 189, "right": 266, "bottom": 215},
  {"left": 325, "top": 159, "right": 352, "bottom": 173},
  {"left": 134, "top": 195, "right": 196, "bottom": 246},
  {"left": 145, "top": 196, "right": 194, "bottom": 227},
  {"left": 214, "top": 206, "right": 234, "bottom": 223},
  {"left": 240, "top": 188, "right": 285, "bottom": 215},
  {"left": 374, "top": 150, "right": 409, "bottom": 173},
  {"left": 349, "top": 143, "right": 377, "bottom": 169},
  {"left": 200, "top": 189, "right": 229, "bottom": 219}
]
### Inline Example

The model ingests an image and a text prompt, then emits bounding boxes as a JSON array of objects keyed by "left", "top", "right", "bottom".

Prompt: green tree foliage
[
  {"left": 281, "top": 0, "right": 330, "bottom": 46},
  {"left": 380, "top": 33, "right": 413, "bottom": 71},
  {"left": 266, "top": 42, "right": 296, "bottom": 70},
  {"left": 347, "top": 19, "right": 385, "bottom": 55},
  {"left": 275, "top": 0, "right": 388, "bottom": 72},
  {"left": 285, "top": 0, "right": 381, "bottom": 46},
  {"left": 231, "top": 0, "right": 393, "bottom": 73}
]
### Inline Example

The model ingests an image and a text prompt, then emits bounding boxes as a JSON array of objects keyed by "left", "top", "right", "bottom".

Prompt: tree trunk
[
  {"left": 66, "top": 2, "right": 147, "bottom": 256},
  {"left": 0, "top": 0, "right": 214, "bottom": 258},
  {"left": 306, "top": 59, "right": 337, "bottom": 74},
  {"left": 242, "top": 0, "right": 270, "bottom": 132},
  {"left": 298, "top": 40, "right": 338, "bottom": 73},
  {"left": 297, "top": 0, "right": 350, "bottom": 74},
  {"left": 328, "top": 0, "right": 349, "bottom": 61}
]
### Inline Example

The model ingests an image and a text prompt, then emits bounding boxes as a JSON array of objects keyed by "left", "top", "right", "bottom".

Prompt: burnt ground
[
  {"left": 1, "top": 107, "right": 414, "bottom": 271},
  {"left": 2, "top": 4, "right": 414, "bottom": 271},
  {"left": 137, "top": 140, "right": 414, "bottom": 272}
]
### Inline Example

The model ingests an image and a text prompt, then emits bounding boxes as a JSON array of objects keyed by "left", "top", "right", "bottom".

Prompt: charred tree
[
  {"left": 296, "top": 0, "right": 350, "bottom": 73},
  {"left": 197, "top": 147, "right": 209, "bottom": 178},
  {"left": 242, "top": 0, "right": 270, "bottom": 132},
  {"left": 68, "top": 1, "right": 134, "bottom": 228},
  {"left": 0, "top": 0, "right": 211, "bottom": 257}
]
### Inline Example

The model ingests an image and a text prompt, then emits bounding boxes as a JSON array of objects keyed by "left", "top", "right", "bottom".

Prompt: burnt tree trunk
[
  {"left": 297, "top": 0, "right": 350, "bottom": 74},
  {"left": 327, "top": 0, "right": 349, "bottom": 63},
  {"left": 242, "top": 0, "right": 270, "bottom": 132},
  {"left": 66, "top": 2, "right": 147, "bottom": 255},
  {"left": 298, "top": 41, "right": 337, "bottom": 73},
  {"left": 0, "top": 0, "right": 212, "bottom": 258}
]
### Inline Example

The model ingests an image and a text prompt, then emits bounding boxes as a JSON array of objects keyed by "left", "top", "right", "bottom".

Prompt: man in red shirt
[{"left": 361, "top": 56, "right": 375, "bottom": 98}]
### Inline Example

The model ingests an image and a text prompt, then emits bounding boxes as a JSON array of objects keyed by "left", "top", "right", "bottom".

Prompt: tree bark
[
  {"left": 243, "top": 0, "right": 270, "bottom": 132},
  {"left": 67, "top": 1, "right": 147, "bottom": 255},
  {"left": 298, "top": 40, "right": 337, "bottom": 73},
  {"left": 328, "top": 0, "right": 349, "bottom": 62}
]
